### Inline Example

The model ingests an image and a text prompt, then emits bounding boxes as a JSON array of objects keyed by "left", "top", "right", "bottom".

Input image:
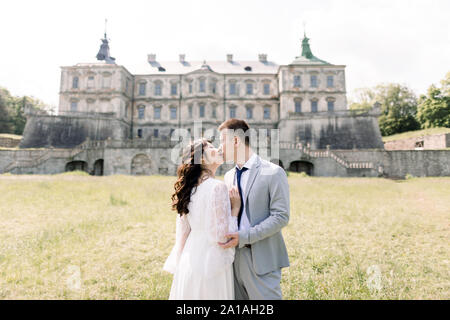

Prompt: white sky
[{"left": 0, "top": 0, "right": 449, "bottom": 108}]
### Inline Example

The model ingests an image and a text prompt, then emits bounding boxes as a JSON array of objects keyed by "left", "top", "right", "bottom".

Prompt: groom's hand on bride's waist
[{"left": 218, "top": 232, "right": 239, "bottom": 249}]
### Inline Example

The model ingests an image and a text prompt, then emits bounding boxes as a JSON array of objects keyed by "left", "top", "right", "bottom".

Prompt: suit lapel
[{"left": 244, "top": 155, "right": 261, "bottom": 207}]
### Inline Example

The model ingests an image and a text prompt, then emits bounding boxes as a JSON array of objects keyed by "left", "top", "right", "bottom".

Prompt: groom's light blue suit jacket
[{"left": 224, "top": 155, "right": 290, "bottom": 275}]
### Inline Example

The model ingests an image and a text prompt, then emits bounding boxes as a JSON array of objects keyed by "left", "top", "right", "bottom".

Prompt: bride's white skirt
[{"left": 168, "top": 231, "right": 235, "bottom": 300}]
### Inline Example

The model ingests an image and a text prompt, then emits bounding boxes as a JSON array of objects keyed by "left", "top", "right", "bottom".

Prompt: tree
[
  {"left": 0, "top": 86, "right": 50, "bottom": 135},
  {"left": 416, "top": 72, "right": 450, "bottom": 128},
  {"left": 350, "top": 83, "right": 420, "bottom": 136},
  {"left": 0, "top": 88, "right": 13, "bottom": 133}
]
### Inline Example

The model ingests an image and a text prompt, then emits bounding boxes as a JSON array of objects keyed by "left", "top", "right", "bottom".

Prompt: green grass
[
  {"left": 0, "top": 173, "right": 449, "bottom": 299},
  {"left": 382, "top": 127, "right": 450, "bottom": 142}
]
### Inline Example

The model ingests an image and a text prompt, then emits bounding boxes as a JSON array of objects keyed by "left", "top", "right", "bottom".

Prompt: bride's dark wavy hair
[{"left": 171, "top": 138, "right": 212, "bottom": 216}]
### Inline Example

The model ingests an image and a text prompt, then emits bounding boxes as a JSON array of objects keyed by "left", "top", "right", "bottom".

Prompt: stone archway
[
  {"left": 131, "top": 154, "right": 152, "bottom": 175},
  {"left": 289, "top": 160, "right": 313, "bottom": 176},
  {"left": 93, "top": 159, "right": 104, "bottom": 176},
  {"left": 65, "top": 161, "right": 88, "bottom": 173},
  {"left": 159, "top": 157, "right": 169, "bottom": 175}
]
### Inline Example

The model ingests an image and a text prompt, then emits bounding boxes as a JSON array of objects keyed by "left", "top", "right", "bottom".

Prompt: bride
[{"left": 163, "top": 138, "right": 241, "bottom": 299}]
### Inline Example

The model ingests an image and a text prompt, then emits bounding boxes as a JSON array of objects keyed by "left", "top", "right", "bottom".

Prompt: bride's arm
[
  {"left": 163, "top": 213, "right": 191, "bottom": 274},
  {"left": 208, "top": 182, "right": 235, "bottom": 244}
]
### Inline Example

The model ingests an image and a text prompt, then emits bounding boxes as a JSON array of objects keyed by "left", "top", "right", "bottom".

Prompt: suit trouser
[{"left": 233, "top": 246, "right": 282, "bottom": 300}]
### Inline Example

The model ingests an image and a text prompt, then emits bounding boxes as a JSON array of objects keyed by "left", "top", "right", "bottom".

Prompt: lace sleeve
[
  {"left": 204, "top": 181, "right": 236, "bottom": 279},
  {"left": 163, "top": 213, "right": 191, "bottom": 274},
  {"left": 207, "top": 182, "right": 233, "bottom": 243}
]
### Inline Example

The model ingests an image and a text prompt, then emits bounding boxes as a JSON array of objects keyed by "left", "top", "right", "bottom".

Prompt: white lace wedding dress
[{"left": 163, "top": 177, "right": 238, "bottom": 299}]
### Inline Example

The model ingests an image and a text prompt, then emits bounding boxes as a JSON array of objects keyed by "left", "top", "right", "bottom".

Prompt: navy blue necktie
[{"left": 236, "top": 167, "right": 248, "bottom": 228}]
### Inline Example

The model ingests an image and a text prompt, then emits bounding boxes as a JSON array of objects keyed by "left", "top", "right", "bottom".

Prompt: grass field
[{"left": 0, "top": 172, "right": 448, "bottom": 299}]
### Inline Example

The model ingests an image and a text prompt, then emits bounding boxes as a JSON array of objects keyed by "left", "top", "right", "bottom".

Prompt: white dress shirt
[{"left": 234, "top": 153, "right": 258, "bottom": 232}]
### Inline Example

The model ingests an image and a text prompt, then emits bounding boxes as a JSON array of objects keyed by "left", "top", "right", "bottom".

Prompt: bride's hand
[{"left": 229, "top": 186, "right": 241, "bottom": 217}]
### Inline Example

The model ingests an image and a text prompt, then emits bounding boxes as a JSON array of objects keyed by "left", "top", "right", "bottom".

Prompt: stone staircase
[
  {"left": 280, "top": 142, "right": 375, "bottom": 170},
  {"left": 3, "top": 139, "right": 92, "bottom": 173}
]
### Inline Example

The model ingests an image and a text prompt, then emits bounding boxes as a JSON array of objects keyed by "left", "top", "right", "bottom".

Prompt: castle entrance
[
  {"left": 65, "top": 161, "right": 88, "bottom": 173},
  {"left": 289, "top": 161, "right": 313, "bottom": 176},
  {"left": 93, "top": 159, "right": 104, "bottom": 176},
  {"left": 131, "top": 154, "right": 152, "bottom": 175}
]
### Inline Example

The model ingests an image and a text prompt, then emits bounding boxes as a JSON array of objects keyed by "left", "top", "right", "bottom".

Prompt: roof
[{"left": 126, "top": 60, "right": 280, "bottom": 75}]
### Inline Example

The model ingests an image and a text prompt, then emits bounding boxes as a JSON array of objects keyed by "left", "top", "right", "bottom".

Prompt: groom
[{"left": 217, "top": 119, "right": 290, "bottom": 300}]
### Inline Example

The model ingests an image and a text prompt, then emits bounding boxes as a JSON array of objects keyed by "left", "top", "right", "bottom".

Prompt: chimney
[
  {"left": 258, "top": 54, "right": 267, "bottom": 63},
  {"left": 148, "top": 54, "right": 156, "bottom": 63},
  {"left": 226, "top": 54, "right": 233, "bottom": 63},
  {"left": 179, "top": 54, "right": 185, "bottom": 63}
]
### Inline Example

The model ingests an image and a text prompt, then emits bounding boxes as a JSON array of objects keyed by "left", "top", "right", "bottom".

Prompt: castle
[{"left": 1, "top": 32, "right": 449, "bottom": 178}]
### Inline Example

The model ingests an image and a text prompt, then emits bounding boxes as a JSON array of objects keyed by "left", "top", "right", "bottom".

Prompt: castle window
[
  {"left": 246, "top": 83, "right": 253, "bottom": 95},
  {"left": 199, "top": 104, "right": 205, "bottom": 118},
  {"left": 171, "top": 83, "right": 177, "bottom": 95},
  {"left": 327, "top": 100, "right": 335, "bottom": 111},
  {"left": 102, "top": 73, "right": 111, "bottom": 88},
  {"left": 244, "top": 66, "right": 252, "bottom": 71},
  {"left": 294, "top": 75, "right": 301, "bottom": 88},
  {"left": 311, "top": 100, "right": 318, "bottom": 112},
  {"left": 310, "top": 75, "right": 318, "bottom": 88},
  {"left": 327, "top": 76, "right": 334, "bottom": 88},
  {"left": 229, "top": 82, "right": 237, "bottom": 95},
  {"left": 264, "top": 106, "right": 271, "bottom": 119},
  {"left": 87, "top": 76, "right": 95, "bottom": 89},
  {"left": 139, "top": 82, "right": 146, "bottom": 96},
  {"left": 246, "top": 106, "right": 253, "bottom": 119},
  {"left": 137, "top": 129, "right": 143, "bottom": 138},
  {"left": 188, "top": 104, "right": 193, "bottom": 118},
  {"left": 170, "top": 106, "right": 177, "bottom": 120},
  {"left": 138, "top": 105, "right": 145, "bottom": 119},
  {"left": 294, "top": 99, "right": 302, "bottom": 113},
  {"left": 212, "top": 105, "right": 217, "bottom": 118},
  {"left": 154, "top": 82, "right": 162, "bottom": 96},
  {"left": 154, "top": 106, "right": 161, "bottom": 119},
  {"left": 72, "top": 77, "right": 79, "bottom": 89},
  {"left": 199, "top": 78, "right": 206, "bottom": 93},
  {"left": 158, "top": 67, "right": 166, "bottom": 72},
  {"left": 189, "top": 82, "right": 193, "bottom": 94},
  {"left": 263, "top": 83, "right": 270, "bottom": 95},
  {"left": 70, "top": 101, "right": 78, "bottom": 112},
  {"left": 229, "top": 106, "right": 237, "bottom": 118},
  {"left": 154, "top": 129, "right": 159, "bottom": 138},
  {"left": 211, "top": 80, "right": 217, "bottom": 94}
]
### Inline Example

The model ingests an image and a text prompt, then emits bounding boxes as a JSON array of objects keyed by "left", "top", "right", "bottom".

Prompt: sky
[{"left": 0, "top": 0, "right": 449, "bottom": 109}]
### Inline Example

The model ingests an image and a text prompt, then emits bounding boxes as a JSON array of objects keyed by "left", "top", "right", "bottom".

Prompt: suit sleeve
[{"left": 238, "top": 166, "right": 290, "bottom": 248}]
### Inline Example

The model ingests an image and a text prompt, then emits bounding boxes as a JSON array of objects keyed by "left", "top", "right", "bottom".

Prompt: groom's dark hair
[{"left": 218, "top": 118, "right": 250, "bottom": 146}]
